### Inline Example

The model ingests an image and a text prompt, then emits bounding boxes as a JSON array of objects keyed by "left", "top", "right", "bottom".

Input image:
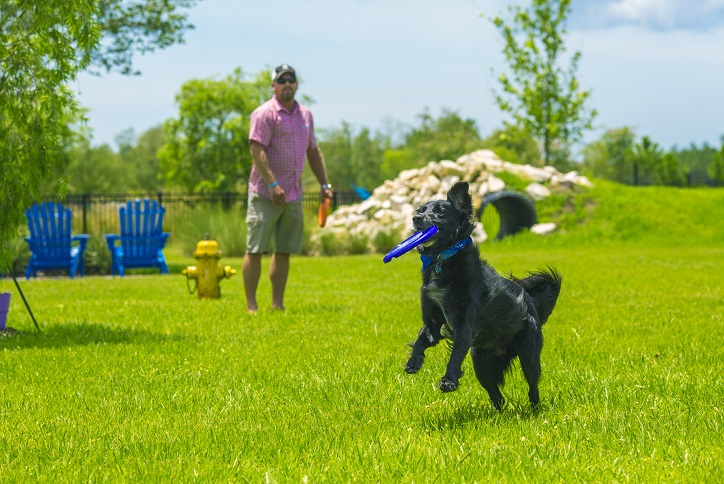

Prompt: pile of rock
[{"left": 319, "top": 149, "right": 592, "bottom": 248}]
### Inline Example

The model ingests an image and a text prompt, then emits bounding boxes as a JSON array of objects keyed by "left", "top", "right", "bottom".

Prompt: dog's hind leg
[
  {"left": 471, "top": 347, "right": 514, "bottom": 411},
  {"left": 515, "top": 325, "right": 543, "bottom": 408}
]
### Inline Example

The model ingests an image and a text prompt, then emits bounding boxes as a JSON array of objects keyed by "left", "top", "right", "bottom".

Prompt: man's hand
[
  {"left": 270, "top": 184, "right": 286, "bottom": 207},
  {"left": 321, "top": 186, "right": 333, "bottom": 201}
]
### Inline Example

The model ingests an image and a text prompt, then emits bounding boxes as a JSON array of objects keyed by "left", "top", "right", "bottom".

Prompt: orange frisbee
[{"left": 318, "top": 198, "right": 330, "bottom": 227}]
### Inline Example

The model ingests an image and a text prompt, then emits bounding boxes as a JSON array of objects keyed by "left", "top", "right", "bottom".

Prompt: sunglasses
[{"left": 275, "top": 77, "right": 297, "bottom": 84}]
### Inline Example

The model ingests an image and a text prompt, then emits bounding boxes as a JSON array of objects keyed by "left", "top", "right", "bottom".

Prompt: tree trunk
[{"left": 633, "top": 162, "right": 639, "bottom": 186}]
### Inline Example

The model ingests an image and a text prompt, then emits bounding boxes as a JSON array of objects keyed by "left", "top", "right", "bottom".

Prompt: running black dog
[{"left": 404, "top": 181, "right": 562, "bottom": 410}]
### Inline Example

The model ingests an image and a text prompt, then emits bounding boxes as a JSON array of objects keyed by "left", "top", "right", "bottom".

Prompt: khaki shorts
[{"left": 245, "top": 192, "right": 304, "bottom": 254}]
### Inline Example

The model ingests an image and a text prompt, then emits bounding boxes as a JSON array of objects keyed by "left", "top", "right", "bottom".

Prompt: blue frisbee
[{"left": 383, "top": 226, "right": 439, "bottom": 263}]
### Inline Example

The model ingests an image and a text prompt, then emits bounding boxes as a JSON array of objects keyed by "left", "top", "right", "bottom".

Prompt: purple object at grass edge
[
  {"left": 383, "top": 226, "right": 439, "bottom": 263},
  {"left": 0, "top": 292, "right": 10, "bottom": 330}
]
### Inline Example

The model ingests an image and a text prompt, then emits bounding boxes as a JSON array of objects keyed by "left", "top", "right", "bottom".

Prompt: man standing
[{"left": 244, "top": 64, "right": 332, "bottom": 313}]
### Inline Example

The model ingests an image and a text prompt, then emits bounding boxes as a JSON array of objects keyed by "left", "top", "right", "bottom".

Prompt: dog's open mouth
[
  {"left": 411, "top": 224, "right": 439, "bottom": 249},
  {"left": 413, "top": 220, "right": 434, "bottom": 232},
  {"left": 419, "top": 236, "right": 437, "bottom": 247}
]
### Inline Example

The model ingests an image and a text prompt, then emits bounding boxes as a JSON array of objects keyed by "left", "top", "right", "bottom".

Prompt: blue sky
[{"left": 75, "top": 0, "right": 724, "bottom": 153}]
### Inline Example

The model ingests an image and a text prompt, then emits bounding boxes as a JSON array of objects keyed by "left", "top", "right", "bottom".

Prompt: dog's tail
[{"left": 513, "top": 265, "right": 562, "bottom": 325}]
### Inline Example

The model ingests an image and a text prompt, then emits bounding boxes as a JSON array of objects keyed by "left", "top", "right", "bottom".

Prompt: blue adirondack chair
[
  {"left": 25, "top": 202, "right": 90, "bottom": 279},
  {"left": 104, "top": 199, "right": 170, "bottom": 276}
]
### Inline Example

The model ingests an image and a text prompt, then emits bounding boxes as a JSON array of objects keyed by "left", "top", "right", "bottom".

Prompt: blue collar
[{"left": 420, "top": 237, "right": 473, "bottom": 272}]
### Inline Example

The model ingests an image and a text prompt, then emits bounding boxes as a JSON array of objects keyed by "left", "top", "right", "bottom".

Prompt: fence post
[{"left": 82, "top": 194, "right": 89, "bottom": 234}]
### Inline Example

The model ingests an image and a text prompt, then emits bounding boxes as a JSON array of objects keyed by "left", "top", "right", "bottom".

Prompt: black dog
[{"left": 404, "top": 181, "right": 562, "bottom": 410}]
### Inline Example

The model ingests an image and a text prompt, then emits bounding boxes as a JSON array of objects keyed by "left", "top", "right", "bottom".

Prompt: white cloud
[
  {"left": 604, "top": 0, "right": 724, "bottom": 30},
  {"left": 609, "top": 0, "right": 677, "bottom": 24}
]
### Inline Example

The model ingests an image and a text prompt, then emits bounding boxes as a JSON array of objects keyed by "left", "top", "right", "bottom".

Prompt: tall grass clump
[
  {"left": 82, "top": 235, "right": 112, "bottom": 274},
  {"left": 171, "top": 208, "right": 247, "bottom": 257},
  {"left": 372, "top": 226, "right": 405, "bottom": 254}
]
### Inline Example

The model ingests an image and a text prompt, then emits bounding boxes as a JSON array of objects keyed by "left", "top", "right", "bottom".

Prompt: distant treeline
[{"left": 54, "top": 70, "right": 722, "bottom": 197}]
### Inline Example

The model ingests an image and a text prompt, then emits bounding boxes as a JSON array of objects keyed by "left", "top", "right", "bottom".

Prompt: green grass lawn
[{"left": 1, "top": 182, "right": 723, "bottom": 481}]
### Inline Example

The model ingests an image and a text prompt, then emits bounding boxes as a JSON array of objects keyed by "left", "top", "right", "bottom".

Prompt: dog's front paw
[
  {"left": 438, "top": 378, "right": 458, "bottom": 392},
  {"left": 405, "top": 355, "right": 424, "bottom": 374}
]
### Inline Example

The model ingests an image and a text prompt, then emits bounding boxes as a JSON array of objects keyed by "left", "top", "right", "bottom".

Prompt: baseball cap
[{"left": 272, "top": 64, "right": 296, "bottom": 82}]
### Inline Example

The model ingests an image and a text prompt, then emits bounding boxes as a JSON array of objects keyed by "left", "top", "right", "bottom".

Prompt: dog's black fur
[{"left": 404, "top": 181, "right": 562, "bottom": 410}]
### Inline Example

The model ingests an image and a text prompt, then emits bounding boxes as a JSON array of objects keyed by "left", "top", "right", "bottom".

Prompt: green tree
[
  {"left": 66, "top": 140, "right": 129, "bottom": 194},
  {"left": 631, "top": 136, "right": 663, "bottom": 186},
  {"left": 672, "top": 141, "right": 717, "bottom": 186},
  {"left": 708, "top": 140, "right": 724, "bottom": 186},
  {"left": 349, "top": 127, "right": 387, "bottom": 190},
  {"left": 1, "top": 0, "right": 196, "bottom": 270},
  {"left": 0, "top": 0, "right": 99, "bottom": 270},
  {"left": 117, "top": 125, "right": 167, "bottom": 192},
  {"left": 312, "top": 109, "right": 489, "bottom": 190},
  {"left": 481, "top": 124, "right": 541, "bottom": 166},
  {"left": 487, "top": 0, "right": 596, "bottom": 167},
  {"left": 318, "top": 123, "right": 388, "bottom": 190},
  {"left": 581, "top": 127, "right": 636, "bottom": 183},
  {"left": 653, "top": 152, "right": 687, "bottom": 187},
  {"left": 159, "top": 68, "right": 269, "bottom": 193},
  {"left": 91, "top": 0, "right": 198, "bottom": 75},
  {"left": 318, "top": 123, "right": 355, "bottom": 188},
  {"left": 403, "top": 109, "right": 483, "bottom": 165},
  {"left": 378, "top": 149, "right": 417, "bottom": 183}
]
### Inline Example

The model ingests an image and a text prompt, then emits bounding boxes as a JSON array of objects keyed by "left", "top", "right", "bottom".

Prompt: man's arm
[
  {"left": 307, "top": 146, "right": 332, "bottom": 200},
  {"left": 250, "top": 141, "right": 285, "bottom": 207}
]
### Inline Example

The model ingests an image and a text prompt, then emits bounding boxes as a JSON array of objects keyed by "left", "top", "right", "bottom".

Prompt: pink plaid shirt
[{"left": 248, "top": 96, "right": 317, "bottom": 201}]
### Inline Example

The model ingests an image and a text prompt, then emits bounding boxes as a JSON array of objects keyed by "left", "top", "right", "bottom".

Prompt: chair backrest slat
[
  {"left": 26, "top": 202, "right": 73, "bottom": 261},
  {"left": 118, "top": 199, "right": 166, "bottom": 261}
]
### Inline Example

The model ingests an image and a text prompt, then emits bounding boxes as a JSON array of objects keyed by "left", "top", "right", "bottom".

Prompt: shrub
[
  {"left": 171, "top": 208, "right": 247, "bottom": 257},
  {"left": 83, "top": 235, "right": 112, "bottom": 275},
  {"left": 317, "top": 231, "right": 345, "bottom": 256},
  {"left": 372, "top": 227, "right": 404, "bottom": 254}
]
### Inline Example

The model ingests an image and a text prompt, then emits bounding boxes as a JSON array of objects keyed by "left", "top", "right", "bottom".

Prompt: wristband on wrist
[
  {"left": 321, "top": 183, "right": 332, "bottom": 190},
  {"left": 268, "top": 181, "right": 279, "bottom": 189}
]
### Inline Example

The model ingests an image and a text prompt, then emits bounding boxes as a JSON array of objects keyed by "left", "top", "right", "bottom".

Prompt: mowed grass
[{"left": 1, "top": 183, "right": 723, "bottom": 481}]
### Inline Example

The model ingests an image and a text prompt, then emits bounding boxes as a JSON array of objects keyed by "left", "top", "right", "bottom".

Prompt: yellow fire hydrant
[{"left": 183, "top": 235, "right": 236, "bottom": 299}]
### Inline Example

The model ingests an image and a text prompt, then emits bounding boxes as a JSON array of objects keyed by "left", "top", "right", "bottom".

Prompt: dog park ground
[{"left": 1, "top": 181, "right": 722, "bottom": 481}]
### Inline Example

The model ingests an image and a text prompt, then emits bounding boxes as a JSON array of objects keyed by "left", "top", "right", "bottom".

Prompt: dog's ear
[{"left": 447, "top": 181, "right": 472, "bottom": 215}]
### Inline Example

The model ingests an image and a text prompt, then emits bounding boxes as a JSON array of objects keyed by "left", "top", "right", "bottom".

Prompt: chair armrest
[
  {"left": 159, "top": 232, "right": 171, "bottom": 248},
  {"left": 104, "top": 234, "right": 120, "bottom": 251},
  {"left": 72, "top": 234, "right": 90, "bottom": 251},
  {"left": 24, "top": 236, "right": 35, "bottom": 251}
]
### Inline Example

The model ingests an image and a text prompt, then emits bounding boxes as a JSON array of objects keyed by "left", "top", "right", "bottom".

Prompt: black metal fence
[{"left": 41, "top": 190, "right": 364, "bottom": 237}]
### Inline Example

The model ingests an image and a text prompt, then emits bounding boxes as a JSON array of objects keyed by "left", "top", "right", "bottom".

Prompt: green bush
[
  {"left": 318, "top": 231, "right": 345, "bottom": 256},
  {"left": 347, "top": 232, "right": 371, "bottom": 255},
  {"left": 171, "top": 208, "right": 247, "bottom": 257},
  {"left": 83, "top": 235, "right": 112, "bottom": 275},
  {"left": 372, "top": 226, "right": 404, "bottom": 254}
]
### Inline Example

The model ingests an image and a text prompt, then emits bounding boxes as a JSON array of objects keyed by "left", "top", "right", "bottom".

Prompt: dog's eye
[{"left": 434, "top": 206, "right": 444, "bottom": 214}]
